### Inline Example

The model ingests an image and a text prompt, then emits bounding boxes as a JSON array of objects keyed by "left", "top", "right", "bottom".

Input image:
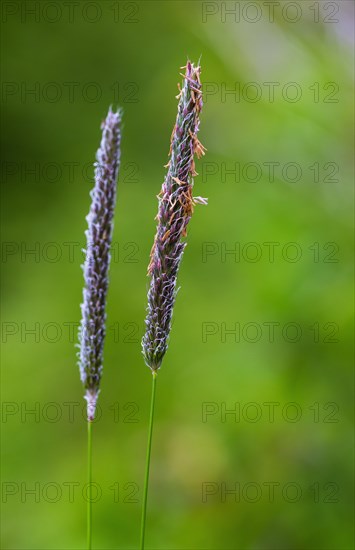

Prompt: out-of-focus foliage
[{"left": 1, "top": 1, "right": 354, "bottom": 548}]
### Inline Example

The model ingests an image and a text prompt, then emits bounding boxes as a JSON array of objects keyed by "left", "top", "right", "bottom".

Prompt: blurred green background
[{"left": 1, "top": 1, "right": 354, "bottom": 549}]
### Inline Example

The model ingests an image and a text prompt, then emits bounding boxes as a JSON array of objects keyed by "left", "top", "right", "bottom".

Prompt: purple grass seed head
[
  {"left": 142, "top": 61, "right": 207, "bottom": 373},
  {"left": 78, "top": 107, "right": 122, "bottom": 421}
]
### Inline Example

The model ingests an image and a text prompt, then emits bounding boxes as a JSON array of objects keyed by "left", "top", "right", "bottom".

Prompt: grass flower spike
[
  {"left": 78, "top": 107, "right": 121, "bottom": 549},
  {"left": 142, "top": 60, "right": 207, "bottom": 372},
  {"left": 79, "top": 108, "right": 122, "bottom": 422},
  {"left": 140, "top": 60, "right": 206, "bottom": 550}
]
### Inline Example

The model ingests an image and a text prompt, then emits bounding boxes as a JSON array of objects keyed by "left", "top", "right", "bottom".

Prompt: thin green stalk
[
  {"left": 87, "top": 420, "right": 92, "bottom": 550},
  {"left": 140, "top": 371, "right": 158, "bottom": 550}
]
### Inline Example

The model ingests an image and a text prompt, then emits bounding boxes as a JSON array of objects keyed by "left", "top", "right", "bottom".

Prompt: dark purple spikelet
[
  {"left": 142, "top": 61, "right": 207, "bottom": 372},
  {"left": 78, "top": 108, "right": 121, "bottom": 421}
]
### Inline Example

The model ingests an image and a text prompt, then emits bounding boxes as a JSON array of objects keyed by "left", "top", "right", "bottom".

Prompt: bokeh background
[{"left": 1, "top": 1, "right": 354, "bottom": 549}]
